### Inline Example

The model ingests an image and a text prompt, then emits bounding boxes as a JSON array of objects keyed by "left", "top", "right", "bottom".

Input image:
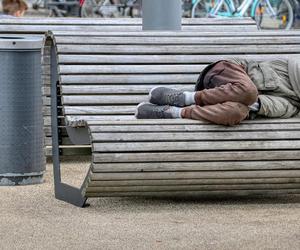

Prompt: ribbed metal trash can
[{"left": 0, "top": 36, "right": 45, "bottom": 185}]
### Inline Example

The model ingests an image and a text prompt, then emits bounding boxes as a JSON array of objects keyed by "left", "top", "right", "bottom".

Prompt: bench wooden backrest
[
  {"left": 1, "top": 17, "right": 257, "bottom": 33},
  {"left": 50, "top": 31, "right": 300, "bottom": 127}
]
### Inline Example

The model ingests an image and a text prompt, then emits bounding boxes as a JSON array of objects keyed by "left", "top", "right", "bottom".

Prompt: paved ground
[{"left": 0, "top": 156, "right": 299, "bottom": 250}]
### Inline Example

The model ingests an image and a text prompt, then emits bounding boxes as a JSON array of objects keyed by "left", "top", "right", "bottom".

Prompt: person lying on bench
[{"left": 135, "top": 58, "right": 300, "bottom": 126}]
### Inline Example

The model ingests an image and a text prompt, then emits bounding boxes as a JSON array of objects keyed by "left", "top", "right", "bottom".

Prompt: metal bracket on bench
[
  {"left": 66, "top": 126, "right": 90, "bottom": 145},
  {"left": 50, "top": 45, "right": 87, "bottom": 207}
]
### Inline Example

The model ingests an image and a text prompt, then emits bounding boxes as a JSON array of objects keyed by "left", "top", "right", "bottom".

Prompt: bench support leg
[{"left": 50, "top": 44, "right": 87, "bottom": 207}]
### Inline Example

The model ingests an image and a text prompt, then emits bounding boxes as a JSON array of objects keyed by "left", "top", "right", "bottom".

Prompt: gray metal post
[
  {"left": 50, "top": 44, "right": 87, "bottom": 207},
  {"left": 142, "top": 0, "right": 182, "bottom": 31}
]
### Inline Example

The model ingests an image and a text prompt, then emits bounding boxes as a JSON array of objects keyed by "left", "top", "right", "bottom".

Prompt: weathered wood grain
[
  {"left": 92, "top": 150, "right": 300, "bottom": 163},
  {"left": 88, "top": 123, "right": 300, "bottom": 132},
  {"left": 60, "top": 74, "right": 198, "bottom": 84},
  {"left": 61, "top": 85, "right": 194, "bottom": 94},
  {"left": 53, "top": 30, "right": 300, "bottom": 37},
  {"left": 88, "top": 177, "right": 300, "bottom": 187},
  {"left": 62, "top": 95, "right": 146, "bottom": 105},
  {"left": 58, "top": 54, "right": 294, "bottom": 64},
  {"left": 59, "top": 64, "right": 205, "bottom": 74},
  {"left": 92, "top": 140, "right": 300, "bottom": 152},
  {"left": 91, "top": 161, "right": 300, "bottom": 172},
  {"left": 55, "top": 36, "right": 300, "bottom": 45},
  {"left": 87, "top": 118, "right": 300, "bottom": 125},
  {"left": 86, "top": 183, "right": 300, "bottom": 193},
  {"left": 90, "top": 170, "right": 300, "bottom": 181},
  {"left": 85, "top": 189, "right": 300, "bottom": 197},
  {"left": 91, "top": 131, "right": 300, "bottom": 142},
  {"left": 57, "top": 44, "right": 300, "bottom": 54}
]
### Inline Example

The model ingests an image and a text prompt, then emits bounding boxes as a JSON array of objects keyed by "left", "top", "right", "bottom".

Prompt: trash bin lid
[{"left": 0, "top": 35, "right": 43, "bottom": 50}]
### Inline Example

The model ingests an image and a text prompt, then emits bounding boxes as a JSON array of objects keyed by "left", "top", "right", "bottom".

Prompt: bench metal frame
[{"left": 50, "top": 45, "right": 87, "bottom": 207}]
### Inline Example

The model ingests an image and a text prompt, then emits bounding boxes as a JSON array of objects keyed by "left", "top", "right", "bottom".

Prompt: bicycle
[
  {"left": 191, "top": 0, "right": 295, "bottom": 29},
  {"left": 183, "top": 0, "right": 214, "bottom": 17},
  {"left": 32, "top": 0, "right": 80, "bottom": 17},
  {"left": 80, "top": 0, "right": 141, "bottom": 17},
  {"left": 81, "top": 0, "right": 209, "bottom": 18}
]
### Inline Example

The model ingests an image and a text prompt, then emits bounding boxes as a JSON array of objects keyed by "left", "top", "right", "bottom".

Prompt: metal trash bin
[
  {"left": 142, "top": 0, "right": 182, "bottom": 30},
  {"left": 0, "top": 36, "right": 45, "bottom": 185}
]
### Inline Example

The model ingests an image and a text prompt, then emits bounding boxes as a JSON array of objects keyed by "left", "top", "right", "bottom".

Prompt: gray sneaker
[
  {"left": 135, "top": 102, "right": 174, "bottom": 119},
  {"left": 149, "top": 87, "right": 185, "bottom": 107}
]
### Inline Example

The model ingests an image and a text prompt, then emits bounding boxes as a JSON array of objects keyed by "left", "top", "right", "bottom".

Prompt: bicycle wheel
[
  {"left": 254, "top": 0, "right": 294, "bottom": 29},
  {"left": 192, "top": 0, "right": 231, "bottom": 18},
  {"left": 81, "top": 0, "right": 104, "bottom": 17},
  {"left": 81, "top": 0, "right": 120, "bottom": 17}
]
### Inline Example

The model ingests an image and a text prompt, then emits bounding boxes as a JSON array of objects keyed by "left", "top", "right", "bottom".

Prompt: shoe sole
[
  {"left": 148, "top": 86, "right": 163, "bottom": 104},
  {"left": 135, "top": 101, "right": 149, "bottom": 119}
]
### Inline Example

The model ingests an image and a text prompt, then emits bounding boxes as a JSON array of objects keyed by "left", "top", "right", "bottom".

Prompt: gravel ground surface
[{"left": 0, "top": 156, "right": 299, "bottom": 250}]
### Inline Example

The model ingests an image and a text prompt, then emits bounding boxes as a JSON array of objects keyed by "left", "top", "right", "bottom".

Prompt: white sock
[
  {"left": 169, "top": 106, "right": 183, "bottom": 118},
  {"left": 184, "top": 91, "right": 196, "bottom": 106}
]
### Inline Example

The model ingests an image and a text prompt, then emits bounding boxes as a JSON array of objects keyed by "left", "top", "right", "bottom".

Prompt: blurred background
[{"left": 0, "top": 0, "right": 300, "bottom": 29}]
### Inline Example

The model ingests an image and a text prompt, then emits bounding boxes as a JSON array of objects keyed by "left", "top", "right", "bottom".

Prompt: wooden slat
[
  {"left": 64, "top": 106, "right": 136, "bottom": 115},
  {"left": 55, "top": 36, "right": 300, "bottom": 45},
  {"left": 91, "top": 161, "right": 300, "bottom": 172},
  {"left": 92, "top": 140, "right": 300, "bottom": 152},
  {"left": 57, "top": 44, "right": 300, "bottom": 54},
  {"left": 90, "top": 170, "right": 300, "bottom": 180},
  {"left": 88, "top": 123, "right": 300, "bottom": 132},
  {"left": 68, "top": 105, "right": 300, "bottom": 119},
  {"left": 43, "top": 107, "right": 51, "bottom": 116},
  {"left": 59, "top": 64, "right": 205, "bottom": 74},
  {"left": 61, "top": 84, "right": 194, "bottom": 94},
  {"left": 59, "top": 52, "right": 294, "bottom": 65},
  {"left": 67, "top": 115, "right": 300, "bottom": 125},
  {"left": 66, "top": 116, "right": 135, "bottom": 125},
  {"left": 62, "top": 95, "right": 146, "bottom": 105},
  {"left": 60, "top": 74, "right": 197, "bottom": 84},
  {"left": 88, "top": 177, "right": 300, "bottom": 187},
  {"left": 92, "top": 151, "right": 300, "bottom": 163},
  {"left": 87, "top": 117, "right": 300, "bottom": 125},
  {"left": 53, "top": 30, "right": 300, "bottom": 37},
  {"left": 42, "top": 86, "right": 50, "bottom": 96},
  {"left": 86, "top": 183, "right": 300, "bottom": 193},
  {"left": 85, "top": 189, "right": 300, "bottom": 197},
  {"left": 91, "top": 131, "right": 300, "bottom": 142},
  {"left": 58, "top": 54, "right": 295, "bottom": 64},
  {"left": 42, "top": 98, "right": 51, "bottom": 106}
]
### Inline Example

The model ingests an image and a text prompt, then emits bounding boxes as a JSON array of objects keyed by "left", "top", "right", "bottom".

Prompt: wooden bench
[
  {"left": 0, "top": 17, "right": 258, "bottom": 156},
  {"left": 49, "top": 30, "right": 300, "bottom": 207}
]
